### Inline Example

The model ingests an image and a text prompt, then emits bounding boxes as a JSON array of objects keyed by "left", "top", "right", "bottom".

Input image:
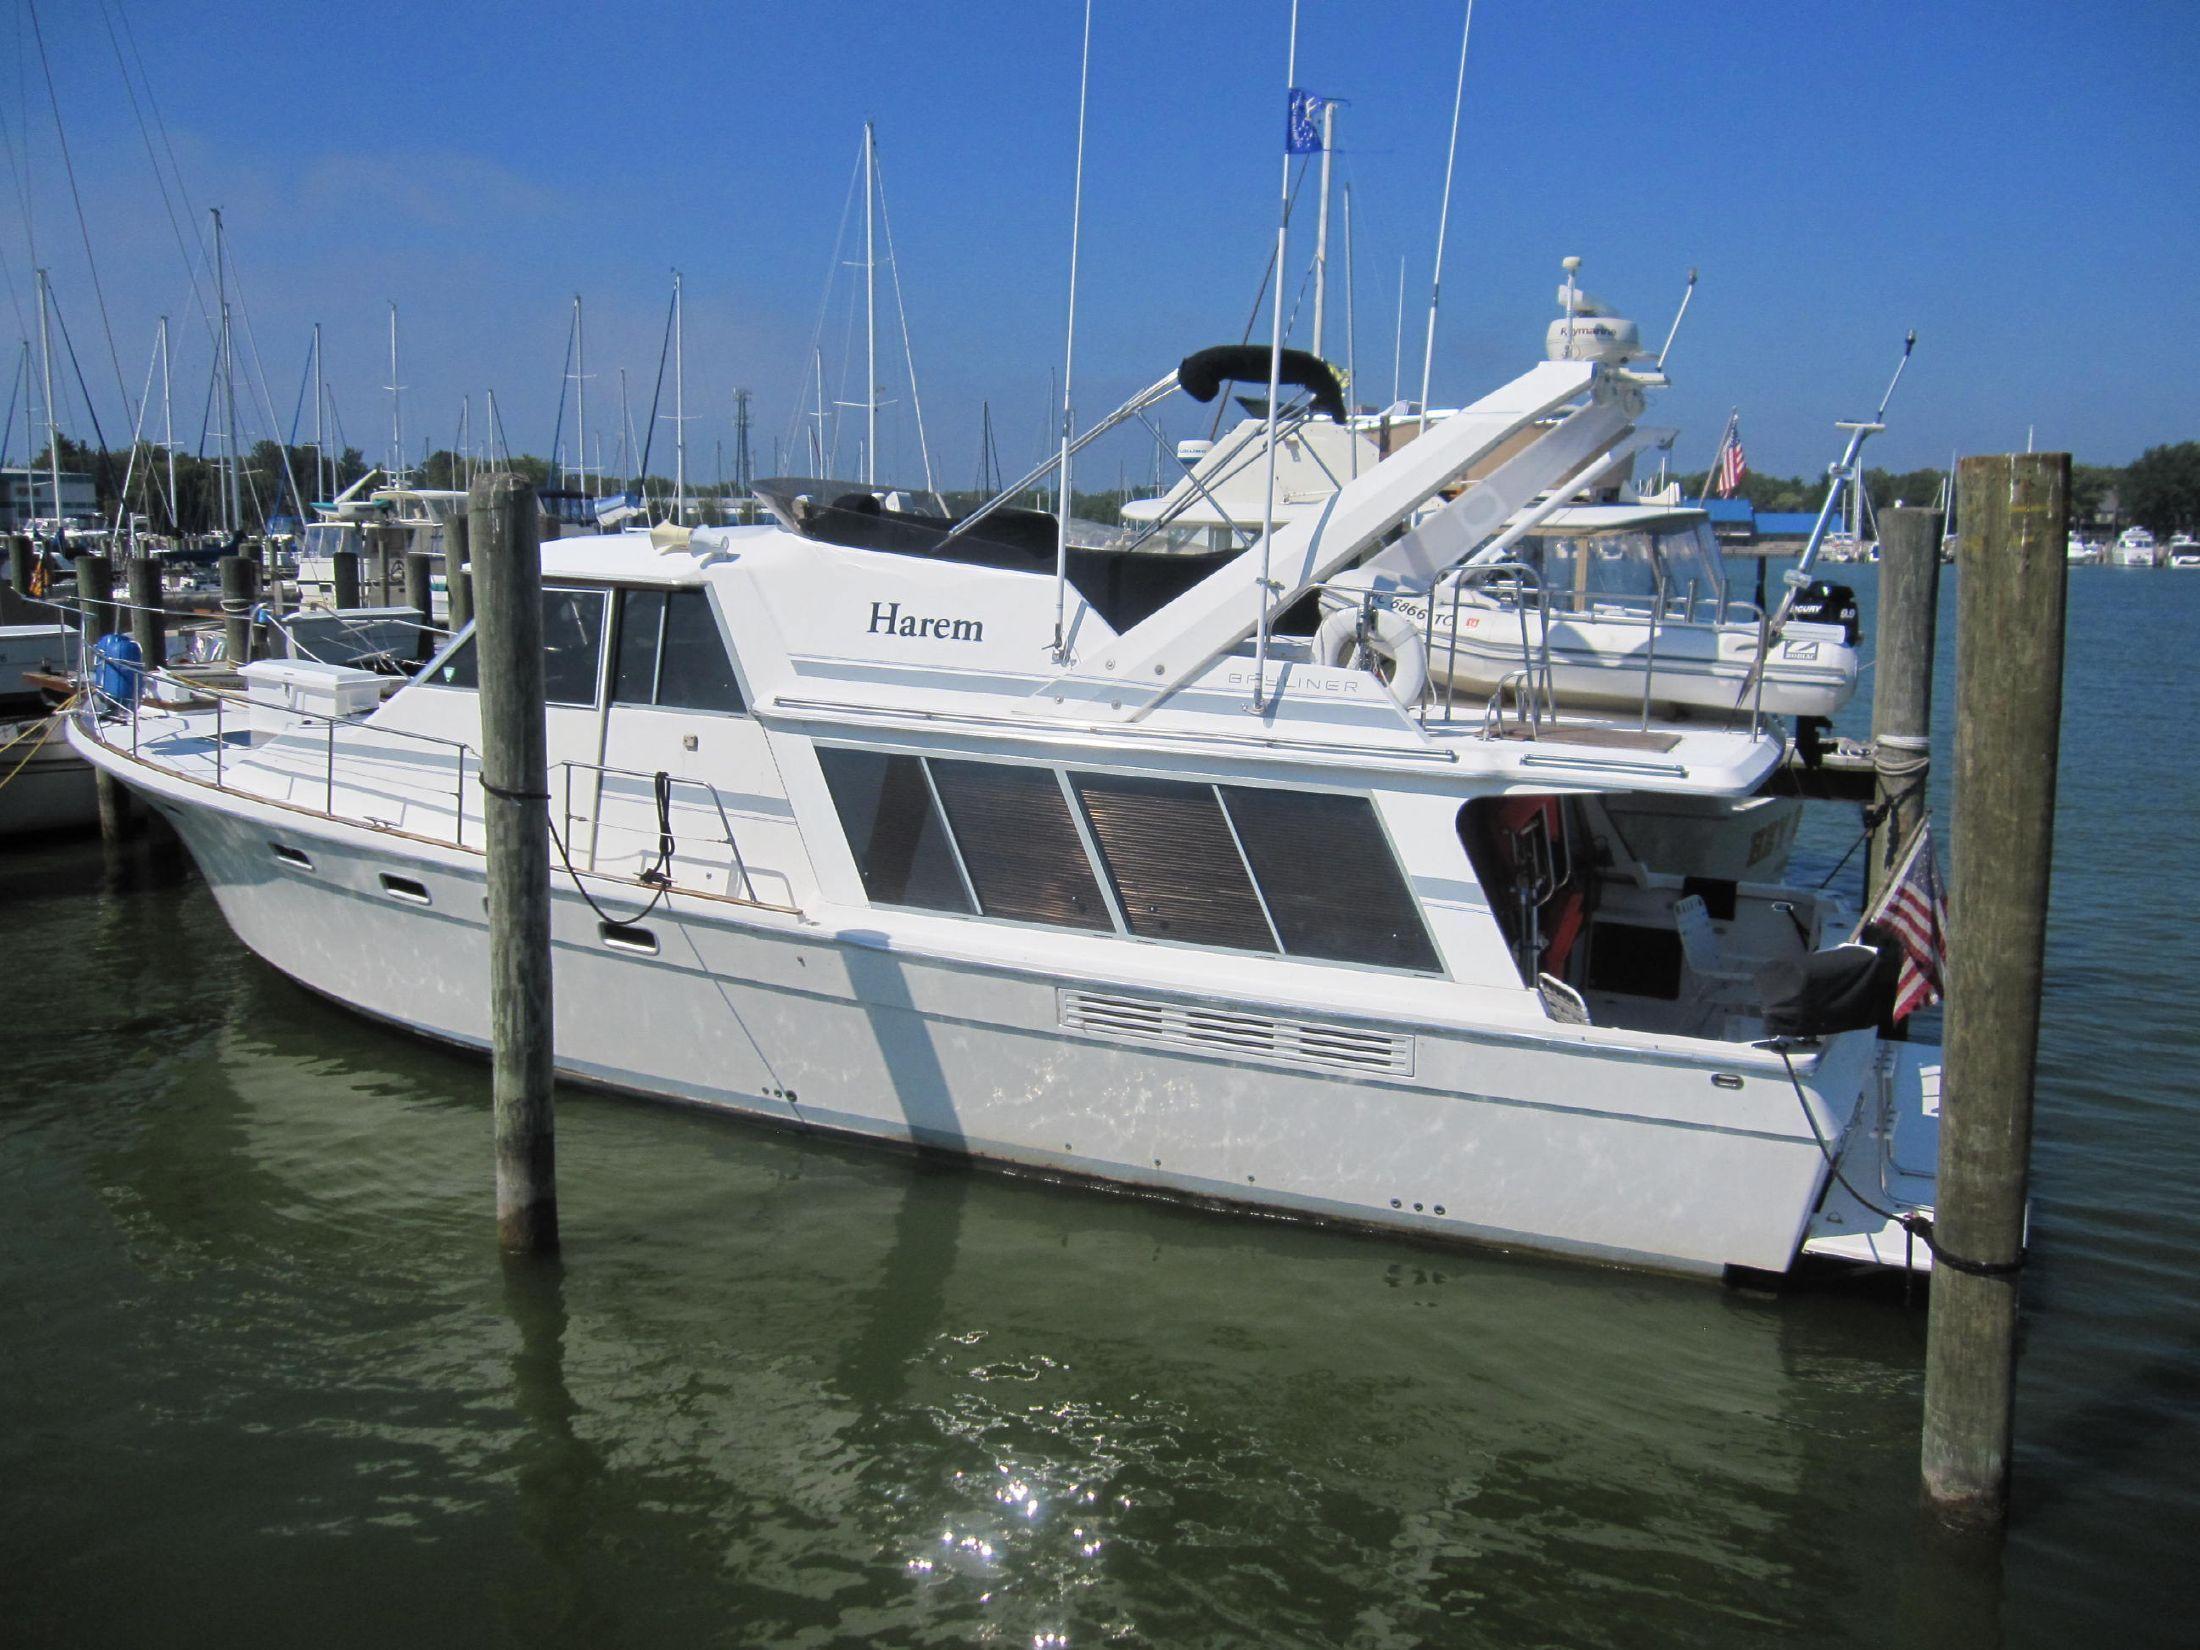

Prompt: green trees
[{"left": 2122, "top": 443, "right": 2200, "bottom": 536}]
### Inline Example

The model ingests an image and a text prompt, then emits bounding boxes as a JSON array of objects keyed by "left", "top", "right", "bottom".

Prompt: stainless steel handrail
[{"left": 553, "top": 757, "right": 761, "bottom": 904}]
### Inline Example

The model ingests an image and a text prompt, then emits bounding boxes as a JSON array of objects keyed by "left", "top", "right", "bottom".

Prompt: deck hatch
[{"left": 1058, "top": 988, "right": 1414, "bottom": 1077}]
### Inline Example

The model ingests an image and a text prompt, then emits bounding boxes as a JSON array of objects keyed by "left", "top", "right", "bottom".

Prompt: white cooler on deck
[{"left": 239, "top": 659, "right": 387, "bottom": 744}]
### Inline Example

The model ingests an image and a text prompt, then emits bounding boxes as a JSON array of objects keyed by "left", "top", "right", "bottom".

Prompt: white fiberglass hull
[
  {"left": 91, "top": 739, "right": 1915, "bottom": 1281},
  {"left": 1398, "top": 599, "right": 1859, "bottom": 720},
  {"left": 0, "top": 716, "right": 96, "bottom": 837}
]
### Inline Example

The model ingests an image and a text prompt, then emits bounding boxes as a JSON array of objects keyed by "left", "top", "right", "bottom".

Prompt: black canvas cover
[
  {"left": 1754, "top": 926, "right": 1902, "bottom": 1038},
  {"left": 1177, "top": 346, "right": 1348, "bottom": 423}
]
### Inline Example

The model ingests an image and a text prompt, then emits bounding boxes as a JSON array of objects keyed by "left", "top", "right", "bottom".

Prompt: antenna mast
[
  {"left": 1312, "top": 100, "right": 1337, "bottom": 359},
  {"left": 386, "top": 300, "right": 404, "bottom": 485},
  {"left": 1418, "top": 0, "right": 1476, "bottom": 417},
  {"left": 36, "top": 269, "right": 60, "bottom": 535},
  {"left": 673, "top": 270, "right": 686, "bottom": 522},
  {"left": 863, "top": 123, "right": 878, "bottom": 487}
]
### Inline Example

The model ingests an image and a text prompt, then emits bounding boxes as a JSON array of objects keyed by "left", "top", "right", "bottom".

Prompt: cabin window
[
  {"left": 1071, "top": 775, "right": 1277, "bottom": 953},
  {"left": 612, "top": 589, "right": 667, "bottom": 704},
  {"left": 542, "top": 587, "right": 607, "bottom": 706},
  {"left": 817, "top": 748, "right": 974, "bottom": 914},
  {"left": 1220, "top": 787, "right": 1440, "bottom": 972},
  {"left": 929, "top": 760, "right": 1111, "bottom": 930},
  {"left": 655, "top": 590, "right": 746, "bottom": 713},
  {"left": 422, "top": 586, "right": 605, "bottom": 703}
]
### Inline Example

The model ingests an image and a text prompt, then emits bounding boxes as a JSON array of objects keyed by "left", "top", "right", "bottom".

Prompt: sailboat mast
[
  {"left": 311, "top": 321, "right": 326, "bottom": 501},
  {"left": 672, "top": 270, "right": 686, "bottom": 522},
  {"left": 574, "top": 294, "right": 589, "bottom": 499},
  {"left": 1344, "top": 182, "right": 1358, "bottom": 477},
  {"left": 161, "top": 315, "right": 177, "bottom": 531},
  {"left": 863, "top": 123, "right": 878, "bottom": 488},
  {"left": 386, "top": 301, "right": 403, "bottom": 484},
  {"left": 213, "top": 209, "right": 241, "bottom": 533},
  {"left": 36, "top": 268, "right": 60, "bottom": 535},
  {"left": 1312, "top": 100, "right": 1336, "bottom": 359}
]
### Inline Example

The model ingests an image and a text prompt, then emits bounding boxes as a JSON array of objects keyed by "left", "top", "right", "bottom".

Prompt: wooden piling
[
  {"left": 73, "top": 552, "right": 116, "bottom": 638},
  {"left": 127, "top": 555, "right": 166, "bottom": 676},
  {"left": 445, "top": 514, "right": 473, "bottom": 633},
  {"left": 332, "top": 547, "right": 361, "bottom": 610},
  {"left": 220, "top": 555, "right": 259, "bottom": 665},
  {"left": 9, "top": 534, "right": 32, "bottom": 595},
  {"left": 403, "top": 549, "right": 434, "bottom": 662},
  {"left": 1867, "top": 507, "right": 1943, "bottom": 910},
  {"left": 471, "top": 472, "right": 558, "bottom": 1254},
  {"left": 1920, "top": 452, "right": 2070, "bottom": 1530}
]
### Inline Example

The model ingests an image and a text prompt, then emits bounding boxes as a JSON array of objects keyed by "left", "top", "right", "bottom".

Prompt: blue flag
[{"left": 1286, "top": 88, "right": 1325, "bottom": 154}]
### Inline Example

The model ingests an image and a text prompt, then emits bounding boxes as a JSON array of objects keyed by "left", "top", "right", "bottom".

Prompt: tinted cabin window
[
  {"left": 542, "top": 587, "right": 607, "bottom": 706},
  {"left": 930, "top": 761, "right": 1110, "bottom": 930},
  {"left": 613, "top": 588, "right": 666, "bottom": 704},
  {"left": 1073, "top": 775, "right": 1276, "bottom": 952},
  {"left": 1221, "top": 787, "right": 1440, "bottom": 972},
  {"left": 818, "top": 748, "right": 973, "bottom": 914},
  {"left": 426, "top": 632, "right": 476, "bottom": 688},
  {"left": 657, "top": 590, "right": 745, "bottom": 712},
  {"left": 425, "top": 588, "right": 604, "bottom": 696}
]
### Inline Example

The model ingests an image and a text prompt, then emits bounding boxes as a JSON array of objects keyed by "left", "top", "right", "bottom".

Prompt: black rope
[
  {"left": 477, "top": 777, "right": 550, "bottom": 804},
  {"left": 1774, "top": 1045, "right": 2024, "bottom": 1280},
  {"left": 539, "top": 768, "right": 676, "bottom": 928},
  {"left": 1814, "top": 776, "right": 1927, "bottom": 890}
]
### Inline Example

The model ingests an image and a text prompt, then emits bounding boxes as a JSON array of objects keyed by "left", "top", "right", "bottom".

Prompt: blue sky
[{"left": 3, "top": 0, "right": 2196, "bottom": 492}]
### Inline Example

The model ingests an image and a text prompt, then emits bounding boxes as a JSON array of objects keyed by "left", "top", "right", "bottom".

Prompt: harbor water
[{"left": 4, "top": 564, "right": 2194, "bottom": 1647}]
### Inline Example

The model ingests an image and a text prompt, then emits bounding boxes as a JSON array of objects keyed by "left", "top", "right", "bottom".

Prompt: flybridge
[{"left": 868, "top": 600, "right": 984, "bottom": 643}]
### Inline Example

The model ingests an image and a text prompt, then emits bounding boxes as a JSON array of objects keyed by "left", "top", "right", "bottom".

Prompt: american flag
[
  {"left": 1865, "top": 820, "right": 1949, "bottom": 1022},
  {"left": 1716, "top": 426, "right": 1748, "bottom": 497}
]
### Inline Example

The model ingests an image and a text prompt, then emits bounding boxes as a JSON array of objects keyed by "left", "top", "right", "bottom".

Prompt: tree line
[{"left": 1678, "top": 443, "right": 2200, "bottom": 536}]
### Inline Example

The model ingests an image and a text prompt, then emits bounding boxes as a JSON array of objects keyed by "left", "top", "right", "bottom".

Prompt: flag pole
[
  {"left": 1696, "top": 406, "right": 1738, "bottom": 507},
  {"left": 1253, "top": 0, "right": 1302, "bottom": 713}
]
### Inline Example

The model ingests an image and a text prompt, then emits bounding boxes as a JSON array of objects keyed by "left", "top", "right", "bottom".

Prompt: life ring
[{"left": 1315, "top": 602, "right": 1429, "bottom": 707}]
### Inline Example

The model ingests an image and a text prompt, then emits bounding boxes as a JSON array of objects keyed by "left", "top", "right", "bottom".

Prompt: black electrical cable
[{"left": 1773, "top": 1043, "right": 2023, "bottom": 1279}]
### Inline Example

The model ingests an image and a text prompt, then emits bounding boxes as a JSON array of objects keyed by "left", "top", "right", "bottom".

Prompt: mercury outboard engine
[{"left": 1788, "top": 580, "right": 1860, "bottom": 646}]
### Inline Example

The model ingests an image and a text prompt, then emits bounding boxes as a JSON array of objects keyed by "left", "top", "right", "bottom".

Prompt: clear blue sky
[{"left": 3, "top": 0, "right": 2195, "bottom": 492}]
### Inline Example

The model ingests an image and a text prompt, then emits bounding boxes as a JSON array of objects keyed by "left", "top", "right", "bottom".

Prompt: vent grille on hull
[{"left": 1058, "top": 989, "right": 1414, "bottom": 1077}]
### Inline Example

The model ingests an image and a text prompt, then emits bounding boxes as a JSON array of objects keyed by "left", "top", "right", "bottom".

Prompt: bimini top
[{"left": 751, "top": 478, "right": 1235, "bottom": 633}]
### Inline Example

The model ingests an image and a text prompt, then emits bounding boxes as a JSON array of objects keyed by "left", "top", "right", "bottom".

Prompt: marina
[{"left": 3, "top": 0, "right": 2196, "bottom": 1643}]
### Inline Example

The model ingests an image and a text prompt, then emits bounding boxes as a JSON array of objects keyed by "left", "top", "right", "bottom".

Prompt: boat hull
[
  {"left": 1395, "top": 599, "right": 1858, "bottom": 720},
  {"left": 95, "top": 743, "right": 1893, "bottom": 1280},
  {"left": 0, "top": 716, "right": 97, "bottom": 837}
]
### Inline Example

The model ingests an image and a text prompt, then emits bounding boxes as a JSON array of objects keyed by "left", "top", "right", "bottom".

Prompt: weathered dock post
[
  {"left": 220, "top": 555, "right": 259, "bottom": 665},
  {"left": 127, "top": 555, "right": 167, "bottom": 677},
  {"left": 471, "top": 472, "right": 558, "bottom": 1254},
  {"left": 368, "top": 523, "right": 401, "bottom": 605},
  {"left": 73, "top": 552, "right": 116, "bottom": 640},
  {"left": 332, "top": 546, "right": 361, "bottom": 610},
  {"left": 1867, "top": 507, "right": 1943, "bottom": 909},
  {"left": 445, "top": 514, "right": 473, "bottom": 634},
  {"left": 403, "top": 549, "right": 434, "bottom": 662},
  {"left": 1920, "top": 452, "right": 2069, "bottom": 1530},
  {"left": 9, "top": 534, "right": 32, "bottom": 596}
]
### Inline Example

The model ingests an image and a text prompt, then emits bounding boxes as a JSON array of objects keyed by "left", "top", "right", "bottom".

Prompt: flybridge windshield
[{"left": 1516, "top": 520, "right": 1728, "bottom": 615}]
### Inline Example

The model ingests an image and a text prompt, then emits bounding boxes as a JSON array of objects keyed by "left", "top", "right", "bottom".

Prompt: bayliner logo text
[{"left": 869, "top": 600, "right": 983, "bottom": 643}]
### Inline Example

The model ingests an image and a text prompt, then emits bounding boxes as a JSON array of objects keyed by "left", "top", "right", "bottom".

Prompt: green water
[{"left": 3, "top": 565, "right": 2194, "bottom": 1647}]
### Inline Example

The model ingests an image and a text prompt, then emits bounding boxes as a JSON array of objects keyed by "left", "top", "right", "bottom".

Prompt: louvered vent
[{"left": 1059, "top": 989, "right": 1414, "bottom": 1077}]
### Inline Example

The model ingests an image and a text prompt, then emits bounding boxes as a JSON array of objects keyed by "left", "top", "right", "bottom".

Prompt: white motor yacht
[
  {"left": 2164, "top": 534, "right": 2199, "bottom": 569},
  {"left": 70, "top": 317, "right": 1938, "bottom": 1281},
  {"left": 2114, "top": 526, "right": 2159, "bottom": 567}
]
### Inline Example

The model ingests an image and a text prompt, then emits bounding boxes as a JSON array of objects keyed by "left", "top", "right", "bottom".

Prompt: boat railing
[
  {"left": 551, "top": 757, "right": 766, "bottom": 907},
  {"left": 99, "top": 666, "right": 477, "bottom": 844}
]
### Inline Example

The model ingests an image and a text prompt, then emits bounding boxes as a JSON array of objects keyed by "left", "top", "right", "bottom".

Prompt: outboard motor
[{"left": 1788, "top": 580, "right": 1860, "bottom": 646}]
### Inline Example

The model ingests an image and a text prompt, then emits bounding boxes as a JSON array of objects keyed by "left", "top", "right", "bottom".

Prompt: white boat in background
[
  {"left": 2164, "top": 534, "right": 2200, "bottom": 569},
  {"left": 70, "top": 269, "right": 1941, "bottom": 1282},
  {"left": 295, "top": 473, "right": 463, "bottom": 613},
  {"left": 2066, "top": 535, "right": 2104, "bottom": 565},
  {"left": 2114, "top": 526, "right": 2159, "bottom": 567},
  {"left": 0, "top": 621, "right": 95, "bottom": 838}
]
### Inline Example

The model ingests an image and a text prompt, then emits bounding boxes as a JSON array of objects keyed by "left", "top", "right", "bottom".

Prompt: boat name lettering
[{"left": 867, "top": 600, "right": 984, "bottom": 643}]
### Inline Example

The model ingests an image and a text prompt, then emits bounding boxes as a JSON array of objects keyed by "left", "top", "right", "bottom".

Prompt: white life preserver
[{"left": 1314, "top": 601, "right": 1429, "bottom": 707}]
